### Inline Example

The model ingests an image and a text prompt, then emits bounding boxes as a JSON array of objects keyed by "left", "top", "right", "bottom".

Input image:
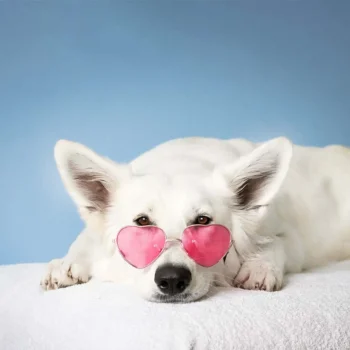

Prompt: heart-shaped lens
[
  {"left": 182, "top": 224, "right": 231, "bottom": 267},
  {"left": 116, "top": 226, "right": 166, "bottom": 268}
]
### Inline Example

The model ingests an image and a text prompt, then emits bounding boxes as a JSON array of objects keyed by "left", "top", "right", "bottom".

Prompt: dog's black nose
[{"left": 154, "top": 264, "right": 192, "bottom": 295}]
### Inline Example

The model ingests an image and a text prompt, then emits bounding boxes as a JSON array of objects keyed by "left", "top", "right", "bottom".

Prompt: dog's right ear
[
  {"left": 214, "top": 137, "right": 293, "bottom": 215},
  {"left": 54, "top": 140, "right": 130, "bottom": 221}
]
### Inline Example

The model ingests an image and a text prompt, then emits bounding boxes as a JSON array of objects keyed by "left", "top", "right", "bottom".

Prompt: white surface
[{"left": 1, "top": 262, "right": 350, "bottom": 350}]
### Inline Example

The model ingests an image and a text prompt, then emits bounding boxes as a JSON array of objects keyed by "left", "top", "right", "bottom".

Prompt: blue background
[{"left": 1, "top": 1, "right": 349, "bottom": 265}]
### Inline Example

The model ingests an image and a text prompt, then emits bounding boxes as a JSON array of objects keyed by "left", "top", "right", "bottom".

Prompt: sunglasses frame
[{"left": 115, "top": 223, "right": 234, "bottom": 269}]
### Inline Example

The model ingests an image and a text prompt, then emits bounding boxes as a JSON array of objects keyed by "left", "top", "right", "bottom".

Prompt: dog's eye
[
  {"left": 135, "top": 216, "right": 151, "bottom": 226},
  {"left": 194, "top": 215, "right": 211, "bottom": 225}
]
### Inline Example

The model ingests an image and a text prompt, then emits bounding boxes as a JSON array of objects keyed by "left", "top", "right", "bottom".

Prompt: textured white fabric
[{"left": 1, "top": 262, "right": 350, "bottom": 350}]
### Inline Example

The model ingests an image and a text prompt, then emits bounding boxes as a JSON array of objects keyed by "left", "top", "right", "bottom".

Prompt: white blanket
[{"left": 0, "top": 262, "right": 350, "bottom": 350}]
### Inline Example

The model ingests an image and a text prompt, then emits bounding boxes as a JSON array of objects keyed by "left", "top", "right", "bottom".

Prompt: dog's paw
[
  {"left": 40, "top": 259, "right": 90, "bottom": 291},
  {"left": 233, "top": 261, "right": 283, "bottom": 292}
]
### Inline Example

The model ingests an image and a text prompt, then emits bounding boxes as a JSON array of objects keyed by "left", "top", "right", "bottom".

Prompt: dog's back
[{"left": 276, "top": 143, "right": 350, "bottom": 269}]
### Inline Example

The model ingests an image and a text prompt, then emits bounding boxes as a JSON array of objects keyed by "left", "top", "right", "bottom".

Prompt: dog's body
[{"left": 41, "top": 137, "right": 350, "bottom": 302}]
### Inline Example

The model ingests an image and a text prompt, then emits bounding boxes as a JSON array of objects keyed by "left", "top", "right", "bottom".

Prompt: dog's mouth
[
  {"left": 150, "top": 292, "right": 194, "bottom": 304},
  {"left": 150, "top": 289, "right": 211, "bottom": 303}
]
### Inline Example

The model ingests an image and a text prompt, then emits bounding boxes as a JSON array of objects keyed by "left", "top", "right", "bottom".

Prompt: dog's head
[{"left": 54, "top": 138, "right": 292, "bottom": 302}]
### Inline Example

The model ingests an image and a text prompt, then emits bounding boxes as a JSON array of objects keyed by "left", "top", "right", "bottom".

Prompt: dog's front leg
[
  {"left": 40, "top": 229, "right": 96, "bottom": 291},
  {"left": 233, "top": 238, "right": 285, "bottom": 291}
]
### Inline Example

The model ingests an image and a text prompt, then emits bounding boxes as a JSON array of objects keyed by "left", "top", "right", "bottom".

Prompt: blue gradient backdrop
[{"left": 1, "top": 1, "right": 349, "bottom": 265}]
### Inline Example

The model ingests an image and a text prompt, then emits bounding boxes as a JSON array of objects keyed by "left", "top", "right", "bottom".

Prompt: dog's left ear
[
  {"left": 216, "top": 137, "right": 293, "bottom": 211},
  {"left": 54, "top": 140, "right": 130, "bottom": 222}
]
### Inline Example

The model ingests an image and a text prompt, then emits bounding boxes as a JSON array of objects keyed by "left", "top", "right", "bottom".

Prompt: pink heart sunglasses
[{"left": 115, "top": 224, "right": 233, "bottom": 269}]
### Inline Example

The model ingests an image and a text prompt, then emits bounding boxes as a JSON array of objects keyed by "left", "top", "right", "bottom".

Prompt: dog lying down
[{"left": 41, "top": 136, "right": 350, "bottom": 303}]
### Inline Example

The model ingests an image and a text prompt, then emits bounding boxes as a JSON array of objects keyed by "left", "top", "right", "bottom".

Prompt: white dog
[{"left": 41, "top": 136, "right": 350, "bottom": 302}]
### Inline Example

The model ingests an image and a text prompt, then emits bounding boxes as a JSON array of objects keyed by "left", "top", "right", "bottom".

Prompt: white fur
[{"left": 41, "top": 137, "right": 350, "bottom": 302}]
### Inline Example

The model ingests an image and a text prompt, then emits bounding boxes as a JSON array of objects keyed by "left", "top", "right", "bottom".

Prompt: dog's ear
[
  {"left": 216, "top": 137, "right": 293, "bottom": 211},
  {"left": 54, "top": 140, "right": 130, "bottom": 221}
]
